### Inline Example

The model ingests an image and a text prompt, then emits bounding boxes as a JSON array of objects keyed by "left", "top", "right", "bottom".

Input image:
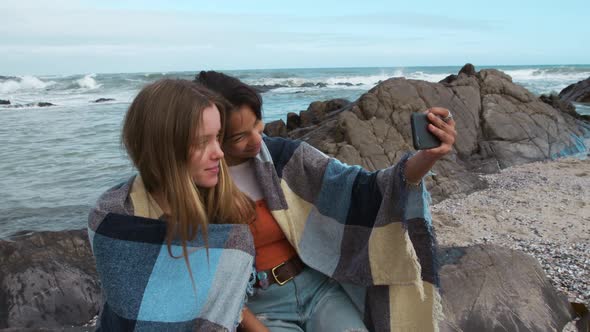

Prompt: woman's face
[
  {"left": 189, "top": 105, "right": 224, "bottom": 188},
  {"left": 223, "top": 105, "right": 264, "bottom": 166}
]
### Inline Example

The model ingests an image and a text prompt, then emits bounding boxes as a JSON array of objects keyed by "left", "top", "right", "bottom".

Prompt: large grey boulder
[
  {"left": 0, "top": 230, "right": 100, "bottom": 329},
  {"left": 439, "top": 245, "right": 574, "bottom": 332},
  {"left": 559, "top": 77, "right": 590, "bottom": 103},
  {"left": 273, "top": 64, "right": 590, "bottom": 202}
]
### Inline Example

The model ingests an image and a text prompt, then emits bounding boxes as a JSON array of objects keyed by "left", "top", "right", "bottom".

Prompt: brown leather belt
[{"left": 255, "top": 256, "right": 305, "bottom": 289}]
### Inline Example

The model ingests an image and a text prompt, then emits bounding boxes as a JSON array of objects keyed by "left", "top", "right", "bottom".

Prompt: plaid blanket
[
  {"left": 255, "top": 137, "right": 442, "bottom": 332},
  {"left": 88, "top": 177, "right": 256, "bottom": 331}
]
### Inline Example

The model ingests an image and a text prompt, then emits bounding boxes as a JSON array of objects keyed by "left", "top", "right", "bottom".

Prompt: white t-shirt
[{"left": 228, "top": 159, "right": 264, "bottom": 201}]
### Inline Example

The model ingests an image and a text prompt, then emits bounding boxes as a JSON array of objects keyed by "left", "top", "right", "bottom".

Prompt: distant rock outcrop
[
  {"left": 559, "top": 77, "right": 590, "bottom": 103},
  {"left": 37, "top": 102, "right": 55, "bottom": 107},
  {"left": 251, "top": 84, "right": 287, "bottom": 93},
  {"left": 266, "top": 64, "right": 590, "bottom": 202},
  {"left": 0, "top": 100, "right": 10, "bottom": 105},
  {"left": 92, "top": 98, "right": 115, "bottom": 103},
  {"left": 4, "top": 102, "right": 56, "bottom": 108}
]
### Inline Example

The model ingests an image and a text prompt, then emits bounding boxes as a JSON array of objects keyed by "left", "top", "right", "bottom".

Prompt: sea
[{"left": 1, "top": 65, "right": 589, "bottom": 238}]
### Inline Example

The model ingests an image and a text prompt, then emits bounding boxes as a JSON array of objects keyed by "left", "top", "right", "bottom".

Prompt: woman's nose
[{"left": 211, "top": 140, "right": 224, "bottom": 160}]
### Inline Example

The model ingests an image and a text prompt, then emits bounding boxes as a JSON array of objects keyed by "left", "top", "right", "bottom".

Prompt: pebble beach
[{"left": 433, "top": 157, "right": 590, "bottom": 306}]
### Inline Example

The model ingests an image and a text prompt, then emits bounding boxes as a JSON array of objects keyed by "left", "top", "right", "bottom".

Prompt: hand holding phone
[{"left": 411, "top": 112, "right": 441, "bottom": 150}]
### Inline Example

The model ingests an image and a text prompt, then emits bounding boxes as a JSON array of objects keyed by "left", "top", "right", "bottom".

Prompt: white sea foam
[
  {"left": 325, "top": 73, "right": 396, "bottom": 86},
  {"left": 503, "top": 68, "right": 590, "bottom": 83},
  {"left": 501, "top": 68, "right": 590, "bottom": 94},
  {"left": 0, "top": 76, "right": 55, "bottom": 94},
  {"left": 75, "top": 74, "right": 102, "bottom": 90},
  {"left": 248, "top": 69, "right": 452, "bottom": 90},
  {"left": 403, "top": 71, "right": 451, "bottom": 83}
]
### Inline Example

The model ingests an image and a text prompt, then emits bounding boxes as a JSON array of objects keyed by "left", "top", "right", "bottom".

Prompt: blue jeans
[{"left": 247, "top": 267, "right": 367, "bottom": 332}]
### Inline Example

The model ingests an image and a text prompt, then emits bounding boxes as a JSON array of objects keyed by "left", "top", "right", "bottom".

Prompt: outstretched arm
[{"left": 405, "top": 107, "right": 456, "bottom": 183}]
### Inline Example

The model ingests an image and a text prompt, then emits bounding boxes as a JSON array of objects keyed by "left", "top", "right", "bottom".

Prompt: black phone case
[{"left": 411, "top": 113, "right": 441, "bottom": 150}]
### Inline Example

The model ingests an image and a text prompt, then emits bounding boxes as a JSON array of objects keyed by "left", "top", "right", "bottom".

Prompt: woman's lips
[{"left": 205, "top": 165, "right": 219, "bottom": 174}]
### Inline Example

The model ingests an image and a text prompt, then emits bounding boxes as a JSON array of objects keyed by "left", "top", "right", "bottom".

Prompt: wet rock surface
[{"left": 560, "top": 77, "right": 590, "bottom": 103}]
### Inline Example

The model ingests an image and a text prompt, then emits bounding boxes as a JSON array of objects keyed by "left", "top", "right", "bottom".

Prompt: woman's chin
[{"left": 194, "top": 175, "right": 219, "bottom": 189}]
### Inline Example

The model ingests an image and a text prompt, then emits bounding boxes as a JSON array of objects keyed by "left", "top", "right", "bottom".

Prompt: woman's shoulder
[
  {"left": 88, "top": 176, "right": 135, "bottom": 232},
  {"left": 262, "top": 136, "right": 326, "bottom": 162}
]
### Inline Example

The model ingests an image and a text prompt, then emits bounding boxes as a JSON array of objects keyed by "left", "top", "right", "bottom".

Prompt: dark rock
[
  {"left": 286, "top": 112, "right": 301, "bottom": 131},
  {"left": 300, "top": 82, "right": 327, "bottom": 88},
  {"left": 92, "top": 98, "right": 115, "bottom": 103},
  {"left": 540, "top": 93, "right": 578, "bottom": 118},
  {"left": 439, "top": 245, "right": 574, "bottom": 331},
  {"left": 250, "top": 84, "right": 287, "bottom": 93},
  {"left": 4, "top": 102, "right": 56, "bottom": 108},
  {"left": 297, "top": 98, "right": 351, "bottom": 128},
  {"left": 440, "top": 64, "right": 476, "bottom": 85},
  {"left": 440, "top": 74, "right": 458, "bottom": 85},
  {"left": 458, "top": 63, "right": 476, "bottom": 76},
  {"left": 324, "top": 98, "right": 350, "bottom": 113},
  {"left": 0, "top": 230, "right": 100, "bottom": 329},
  {"left": 336, "top": 82, "right": 354, "bottom": 87},
  {"left": 0, "top": 100, "right": 10, "bottom": 105},
  {"left": 299, "top": 108, "right": 323, "bottom": 128},
  {"left": 559, "top": 77, "right": 590, "bottom": 103},
  {"left": 263, "top": 120, "right": 287, "bottom": 138}
]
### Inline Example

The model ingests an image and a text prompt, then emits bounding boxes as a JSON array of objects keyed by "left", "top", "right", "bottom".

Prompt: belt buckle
[{"left": 271, "top": 261, "right": 293, "bottom": 286}]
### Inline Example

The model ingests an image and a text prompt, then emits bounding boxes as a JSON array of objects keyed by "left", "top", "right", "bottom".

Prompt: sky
[{"left": 0, "top": 0, "right": 588, "bottom": 75}]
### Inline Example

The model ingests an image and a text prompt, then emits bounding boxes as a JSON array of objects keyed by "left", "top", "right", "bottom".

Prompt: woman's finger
[
  {"left": 429, "top": 124, "right": 456, "bottom": 145},
  {"left": 427, "top": 112, "right": 449, "bottom": 129},
  {"left": 427, "top": 107, "right": 456, "bottom": 127}
]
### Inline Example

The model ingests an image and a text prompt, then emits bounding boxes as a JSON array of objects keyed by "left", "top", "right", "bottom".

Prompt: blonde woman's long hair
[{"left": 122, "top": 79, "right": 255, "bottom": 265}]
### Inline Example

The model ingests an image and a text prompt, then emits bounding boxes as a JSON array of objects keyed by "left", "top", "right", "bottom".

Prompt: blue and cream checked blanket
[
  {"left": 88, "top": 136, "right": 441, "bottom": 331},
  {"left": 88, "top": 177, "right": 256, "bottom": 331},
  {"left": 254, "top": 137, "right": 442, "bottom": 332}
]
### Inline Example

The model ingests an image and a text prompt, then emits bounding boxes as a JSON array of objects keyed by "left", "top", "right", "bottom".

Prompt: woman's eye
[{"left": 194, "top": 140, "right": 207, "bottom": 148}]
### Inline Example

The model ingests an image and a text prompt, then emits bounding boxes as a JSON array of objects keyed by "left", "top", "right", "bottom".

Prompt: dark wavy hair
[{"left": 195, "top": 71, "right": 262, "bottom": 120}]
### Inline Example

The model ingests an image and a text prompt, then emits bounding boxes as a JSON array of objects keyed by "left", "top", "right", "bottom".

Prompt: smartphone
[{"left": 411, "top": 112, "right": 441, "bottom": 150}]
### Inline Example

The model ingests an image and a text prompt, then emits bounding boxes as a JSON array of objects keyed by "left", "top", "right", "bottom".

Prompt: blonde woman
[{"left": 88, "top": 79, "right": 266, "bottom": 331}]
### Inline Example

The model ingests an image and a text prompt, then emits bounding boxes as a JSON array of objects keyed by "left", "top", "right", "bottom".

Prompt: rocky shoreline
[{"left": 433, "top": 157, "right": 590, "bottom": 306}]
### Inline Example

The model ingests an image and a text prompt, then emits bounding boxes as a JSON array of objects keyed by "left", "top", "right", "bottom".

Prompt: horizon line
[{"left": 2, "top": 63, "right": 590, "bottom": 77}]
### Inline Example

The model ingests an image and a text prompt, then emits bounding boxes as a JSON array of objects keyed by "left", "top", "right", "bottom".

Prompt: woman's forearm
[{"left": 404, "top": 150, "right": 439, "bottom": 184}]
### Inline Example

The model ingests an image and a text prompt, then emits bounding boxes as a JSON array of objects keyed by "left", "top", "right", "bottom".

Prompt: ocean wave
[
  {"left": 403, "top": 71, "right": 452, "bottom": 83},
  {"left": 504, "top": 68, "right": 590, "bottom": 83},
  {"left": 0, "top": 76, "right": 56, "bottom": 94},
  {"left": 246, "top": 69, "right": 453, "bottom": 92},
  {"left": 75, "top": 74, "right": 102, "bottom": 90}
]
